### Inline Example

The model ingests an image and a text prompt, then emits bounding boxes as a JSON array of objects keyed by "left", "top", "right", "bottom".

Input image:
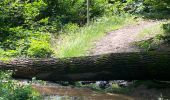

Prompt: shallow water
[
  {"left": 33, "top": 85, "right": 133, "bottom": 100},
  {"left": 16, "top": 79, "right": 170, "bottom": 100}
]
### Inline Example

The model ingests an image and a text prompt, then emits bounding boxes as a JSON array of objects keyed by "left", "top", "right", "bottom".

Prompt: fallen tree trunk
[{"left": 0, "top": 52, "right": 170, "bottom": 81}]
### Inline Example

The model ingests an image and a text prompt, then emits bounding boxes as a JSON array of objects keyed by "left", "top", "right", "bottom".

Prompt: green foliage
[
  {"left": 23, "top": 0, "right": 47, "bottom": 24},
  {"left": 0, "top": 49, "right": 18, "bottom": 57},
  {"left": 136, "top": 40, "right": 157, "bottom": 51},
  {"left": 62, "top": 23, "right": 79, "bottom": 33},
  {"left": 54, "top": 14, "right": 135, "bottom": 58},
  {"left": 43, "top": 0, "right": 109, "bottom": 25},
  {"left": 0, "top": 71, "right": 41, "bottom": 100},
  {"left": 125, "top": 0, "right": 145, "bottom": 14},
  {"left": 0, "top": 27, "right": 53, "bottom": 58},
  {"left": 0, "top": 0, "right": 46, "bottom": 28},
  {"left": 1, "top": 0, "right": 169, "bottom": 59},
  {"left": 0, "top": 0, "right": 24, "bottom": 27},
  {"left": 0, "top": 0, "right": 53, "bottom": 58},
  {"left": 0, "top": 0, "right": 113, "bottom": 59},
  {"left": 163, "top": 23, "right": 170, "bottom": 33},
  {"left": 90, "top": 0, "right": 108, "bottom": 17},
  {"left": 27, "top": 39, "right": 53, "bottom": 58},
  {"left": 135, "top": 21, "right": 170, "bottom": 51},
  {"left": 106, "top": 0, "right": 169, "bottom": 15},
  {"left": 104, "top": 0, "right": 145, "bottom": 15},
  {"left": 144, "top": 0, "right": 170, "bottom": 11}
]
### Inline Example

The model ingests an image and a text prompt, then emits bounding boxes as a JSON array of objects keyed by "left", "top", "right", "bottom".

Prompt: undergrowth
[
  {"left": 53, "top": 14, "right": 137, "bottom": 58},
  {"left": 135, "top": 20, "right": 170, "bottom": 51},
  {"left": 0, "top": 71, "right": 42, "bottom": 100}
]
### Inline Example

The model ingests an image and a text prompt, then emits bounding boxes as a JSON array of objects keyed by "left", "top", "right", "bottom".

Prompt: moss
[{"left": 95, "top": 54, "right": 109, "bottom": 64}]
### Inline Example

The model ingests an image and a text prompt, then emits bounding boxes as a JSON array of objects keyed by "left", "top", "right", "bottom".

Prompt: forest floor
[{"left": 90, "top": 20, "right": 161, "bottom": 55}]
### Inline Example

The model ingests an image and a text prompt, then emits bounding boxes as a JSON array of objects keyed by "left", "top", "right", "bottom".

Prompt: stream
[
  {"left": 17, "top": 79, "right": 170, "bottom": 100},
  {"left": 32, "top": 85, "right": 133, "bottom": 100}
]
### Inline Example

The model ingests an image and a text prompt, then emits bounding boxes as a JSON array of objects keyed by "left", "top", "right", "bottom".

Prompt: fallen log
[{"left": 0, "top": 52, "right": 170, "bottom": 81}]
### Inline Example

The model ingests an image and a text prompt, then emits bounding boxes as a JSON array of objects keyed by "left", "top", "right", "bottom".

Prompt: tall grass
[{"left": 53, "top": 14, "right": 136, "bottom": 58}]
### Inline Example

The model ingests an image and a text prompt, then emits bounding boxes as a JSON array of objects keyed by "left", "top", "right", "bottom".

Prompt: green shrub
[
  {"left": 27, "top": 40, "right": 53, "bottom": 58},
  {"left": 163, "top": 23, "right": 170, "bottom": 33},
  {"left": 144, "top": 0, "right": 170, "bottom": 11},
  {"left": 0, "top": 50, "right": 18, "bottom": 57},
  {"left": 62, "top": 23, "right": 79, "bottom": 33},
  {"left": 0, "top": 27, "right": 53, "bottom": 58},
  {"left": 0, "top": 71, "right": 41, "bottom": 100},
  {"left": 23, "top": 0, "right": 47, "bottom": 24}
]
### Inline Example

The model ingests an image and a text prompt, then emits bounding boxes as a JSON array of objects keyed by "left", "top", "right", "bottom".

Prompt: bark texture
[{"left": 0, "top": 52, "right": 170, "bottom": 81}]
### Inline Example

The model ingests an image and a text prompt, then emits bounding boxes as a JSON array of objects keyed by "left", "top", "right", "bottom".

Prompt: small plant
[
  {"left": 163, "top": 23, "right": 170, "bottom": 33},
  {"left": 27, "top": 40, "right": 53, "bottom": 58},
  {"left": 62, "top": 23, "right": 79, "bottom": 33},
  {"left": 0, "top": 71, "right": 41, "bottom": 100}
]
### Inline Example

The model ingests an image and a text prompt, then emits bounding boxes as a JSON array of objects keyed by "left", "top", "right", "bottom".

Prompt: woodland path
[{"left": 90, "top": 20, "right": 160, "bottom": 55}]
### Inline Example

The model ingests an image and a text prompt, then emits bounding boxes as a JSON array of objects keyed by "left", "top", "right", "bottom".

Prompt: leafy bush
[
  {"left": 0, "top": 71, "right": 41, "bottom": 100},
  {"left": 62, "top": 23, "right": 79, "bottom": 33},
  {"left": 44, "top": 0, "right": 109, "bottom": 25},
  {"left": 144, "top": 0, "right": 170, "bottom": 11},
  {"left": 0, "top": 26, "right": 53, "bottom": 58},
  {"left": 23, "top": 0, "right": 47, "bottom": 25},
  {"left": 0, "top": 0, "right": 54, "bottom": 58},
  {"left": 0, "top": 49, "right": 18, "bottom": 57},
  {"left": 27, "top": 40, "right": 53, "bottom": 58},
  {"left": 104, "top": 0, "right": 145, "bottom": 15},
  {"left": 163, "top": 23, "right": 170, "bottom": 33},
  {"left": 105, "top": 0, "right": 169, "bottom": 15},
  {"left": 0, "top": 0, "right": 24, "bottom": 28}
]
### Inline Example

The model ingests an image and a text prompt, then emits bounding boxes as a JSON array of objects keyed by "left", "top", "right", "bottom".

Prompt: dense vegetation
[
  {"left": 0, "top": 0, "right": 169, "bottom": 59},
  {"left": 0, "top": 71, "right": 41, "bottom": 100},
  {"left": 0, "top": 0, "right": 170, "bottom": 99},
  {"left": 55, "top": 14, "right": 135, "bottom": 57}
]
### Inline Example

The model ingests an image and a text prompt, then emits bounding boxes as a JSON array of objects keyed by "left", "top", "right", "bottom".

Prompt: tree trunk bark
[{"left": 0, "top": 52, "right": 170, "bottom": 81}]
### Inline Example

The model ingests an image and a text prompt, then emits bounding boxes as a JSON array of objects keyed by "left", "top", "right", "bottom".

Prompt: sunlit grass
[
  {"left": 135, "top": 20, "right": 170, "bottom": 51},
  {"left": 137, "top": 24, "right": 163, "bottom": 39},
  {"left": 0, "top": 57, "right": 12, "bottom": 62},
  {"left": 53, "top": 14, "right": 136, "bottom": 58}
]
